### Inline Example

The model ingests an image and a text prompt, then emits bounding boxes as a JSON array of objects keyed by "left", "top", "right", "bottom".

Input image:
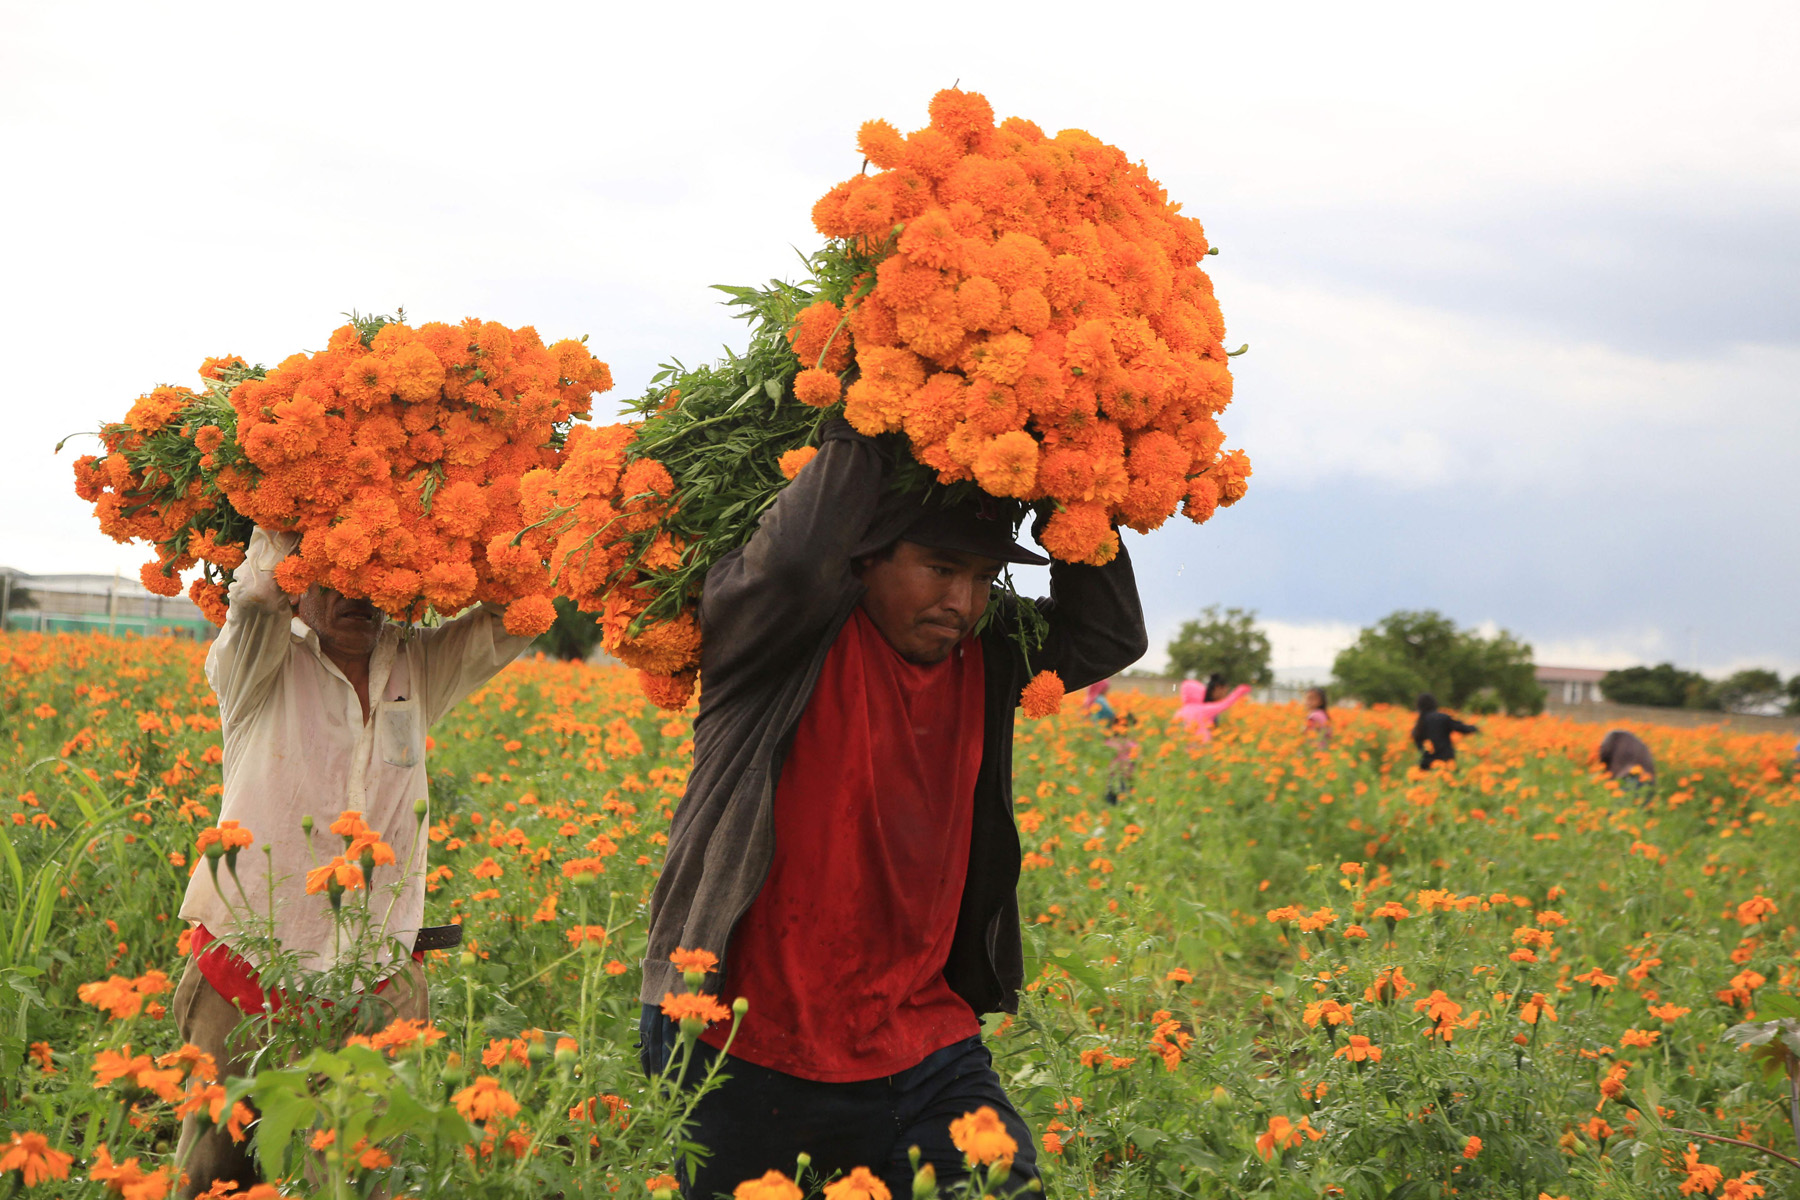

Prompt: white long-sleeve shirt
[{"left": 178, "top": 529, "right": 532, "bottom": 975}]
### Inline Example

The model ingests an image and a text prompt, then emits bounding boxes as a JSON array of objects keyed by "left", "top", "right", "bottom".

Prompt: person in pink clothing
[
  {"left": 1174, "top": 673, "right": 1252, "bottom": 742},
  {"left": 1304, "top": 687, "right": 1332, "bottom": 748}
]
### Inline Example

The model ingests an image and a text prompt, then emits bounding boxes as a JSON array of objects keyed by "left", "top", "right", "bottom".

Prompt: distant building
[
  {"left": 0, "top": 566, "right": 216, "bottom": 640},
  {"left": 1537, "top": 665, "right": 1607, "bottom": 705}
]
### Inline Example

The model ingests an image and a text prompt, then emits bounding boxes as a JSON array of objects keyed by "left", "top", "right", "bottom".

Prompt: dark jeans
[{"left": 639, "top": 1005, "right": 1041, "bottom": 1199}]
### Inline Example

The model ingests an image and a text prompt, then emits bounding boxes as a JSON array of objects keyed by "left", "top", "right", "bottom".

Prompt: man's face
[
  {"left": 296, "top": 586, "right": 385, "bottom": 660},
  {"left": 856, "top": 540, "right": 1002, "bottom": 664}
]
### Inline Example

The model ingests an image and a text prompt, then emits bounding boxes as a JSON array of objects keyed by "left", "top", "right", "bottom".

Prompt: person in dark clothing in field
[
  {"left": 1597, "top": 729, "right": 1656, "bottom": 792},
  {"left": 636, "top": 419, "right": 1147, "bottom": 1198},
  {"left": 1412, "top": 693, "right": 1478, "bottom": 770}
]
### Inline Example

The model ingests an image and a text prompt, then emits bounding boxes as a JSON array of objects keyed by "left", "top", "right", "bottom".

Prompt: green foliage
[
  {"left": 612, "top": 275, "right": 835, "bottom": 629},
  {"left": 1787, "top": 676, "right": 1800, "bottom": 717},
  {"left": 1165, "top": 605, "right": 1272, "bottom": 687},
  {"left": 1331, "top": 609, "right": 1544, "bottom": 715},
  {"left": 1600, "top": 663, "right": 1717, "bottom": 709},
  {"left": 1714, "top": 668, "right": 1786, "bottom": 715},
  {"left": 531, "top": 597, "right": 604, "bottom": 662},
  {"left": 342, "top": 307, "right": 405, "bottom": 348},
  {"left": 1, "top": 573, "right": 35, "bottom": 613},
  {"left": 7, "top": 635, "right": 1799, "bottom": 1197}
]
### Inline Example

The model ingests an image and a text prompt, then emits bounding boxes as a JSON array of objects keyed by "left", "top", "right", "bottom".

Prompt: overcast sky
[{"left": 3, "top": 0, "right": 1795, "bottom": 676}]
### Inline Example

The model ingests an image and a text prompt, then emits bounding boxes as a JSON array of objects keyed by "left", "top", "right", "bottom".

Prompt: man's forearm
[
  {"left": 698, "top": 422, "right": 885, "bottom": 671},
  {"left": 1033, "top": 542, "right": 1150, "bottom": 692}
]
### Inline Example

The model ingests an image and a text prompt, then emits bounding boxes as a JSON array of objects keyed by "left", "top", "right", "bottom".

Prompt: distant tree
[
  {"left": 532, "top": 597, "right": 604, "bottom": 662},
  {"left": 0, "top": 572, "right": 33, "bottom": 630},
  {"left": 1599, "top": 663, "right": 1716, "bottom": 709},
  {"left": 1331, "top": 609, "right": 1544, "bottom": 715},
  {"left": 1714, "top": 668, "right": 1785, "bottom": 715},
  {"left": 1786, "top": 676, "right": 1800, "bottom": 717},
  {"left": 1165, "top": 605, "right": 1273, "bottom": 687}
]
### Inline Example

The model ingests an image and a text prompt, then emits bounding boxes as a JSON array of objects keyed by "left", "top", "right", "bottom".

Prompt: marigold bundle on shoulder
[{"left": 72, "top": 315, "right": 612, "bottom": 634}]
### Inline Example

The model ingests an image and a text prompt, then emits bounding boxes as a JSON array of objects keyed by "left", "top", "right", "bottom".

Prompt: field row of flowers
[{"left": 1, "top": 631, "right": 1796, "bottom": 1198}]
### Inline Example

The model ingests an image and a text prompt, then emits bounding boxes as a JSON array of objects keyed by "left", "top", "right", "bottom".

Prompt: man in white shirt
[{"left": 173, "top": 528, "right": 532, "bottom": 1196}]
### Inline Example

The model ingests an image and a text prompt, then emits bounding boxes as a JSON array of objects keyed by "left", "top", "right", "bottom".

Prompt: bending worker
[
  {"left": 639, "top": 419, "right": 1147, "bottom": 1197},
  {"left": 1597, "top": 728, "right": 1656, "bottom": 792},
  {"left": 174, "top": 528, "right": 532, "bottom": 1197},
  {"left": 1412, "top": 692, "right": 1478, "bottom": 770}
]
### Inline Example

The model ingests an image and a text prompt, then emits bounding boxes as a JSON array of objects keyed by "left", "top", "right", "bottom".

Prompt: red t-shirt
[{"left": 700, "top": 607, "right": 986, "bottom": 1081}]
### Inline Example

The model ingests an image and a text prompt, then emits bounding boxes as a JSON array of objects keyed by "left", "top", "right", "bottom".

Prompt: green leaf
[
  {"left": 1757, "top": 991, "right": 1800, "bottom": 1019},
  {"left": 254, "top": 1091, "right": 319, "bottom": 1177}
]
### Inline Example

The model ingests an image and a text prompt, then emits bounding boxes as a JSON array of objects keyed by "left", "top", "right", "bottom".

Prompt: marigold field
[{"left": 3, "top": 631, "right": 1798, "bottom": 1199}]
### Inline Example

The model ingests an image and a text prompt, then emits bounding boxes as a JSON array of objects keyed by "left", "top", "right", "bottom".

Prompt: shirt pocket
[{"left": 377, "top": 699, "right": 422, "bottom": 769}]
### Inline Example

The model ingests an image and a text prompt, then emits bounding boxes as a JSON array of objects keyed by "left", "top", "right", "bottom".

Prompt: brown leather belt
[{"left": 413, "top": 924, "right": 463, "bottom": 953}]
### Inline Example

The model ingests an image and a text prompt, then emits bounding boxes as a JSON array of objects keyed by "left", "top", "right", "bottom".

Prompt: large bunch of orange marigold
[
  {"left": 484, "top": 89, "right": 1246, "bottom": 711},
  {"left": 73, "top": 317, "right": 612, "bottom": 635},
  {"left": 792, "top": 87, "right": 1248, "bottom": 566}
]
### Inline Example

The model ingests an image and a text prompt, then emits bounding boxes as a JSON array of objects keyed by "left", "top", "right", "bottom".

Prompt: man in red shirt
[{"left": 639, "top": 420, "right": 1147, "bottom": 1195}]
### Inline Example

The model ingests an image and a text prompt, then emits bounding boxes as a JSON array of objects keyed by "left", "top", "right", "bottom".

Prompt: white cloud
[
  {"left": 1218, "top": 278, "right": 1800, "bottom": 493},
  {"left": 0, "top": 0, "right": 1794, "bottom": 682},
  {"left": 1262, "top": 619, "right": 1361, "bottom": 677}
]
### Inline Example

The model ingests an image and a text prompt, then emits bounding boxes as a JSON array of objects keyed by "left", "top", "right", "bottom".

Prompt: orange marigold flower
[
  {"left": 972, "top": 430, "right": 1040, "bottom": 499},
  {"left": 304, "top": 856, "right": 365, "bottom": 895},
  {"left": 1680, "top": 1144, "right": 1724, "bottom": 1195},
  {"left": 1334, "top": 1035, "right": 1382, "bottom": 1064},
  {"left": 1519, "top": 993, "right": 1557, "bottom": 1025},
  {"left": 1036, "top": 502, "right": 1117, "bottom": 566},
  {"left": 638, "top": 669, "right": 697, "bottom": 712},
  {"left": 561, "top": 856, "right": 610, "bottom": 880},
  {"left": 1721, "top": 1171, "right": 1766, "bottom": 1199},
  {"left": 1574, "top": 967, "right": 1618, "bottom": 991},
  {"left": 1020, "top": 670, "right": 1065, "bottom": 718},
  {"left": 452, "top": 1076, "right": 521, "bottom": 1123},
  {"left": 88, "top": 1144, "right": 170, "bottom": 1198},
  {"left": 660, "top": 991, "right": 731, "bottom": 1028},
  {"left": 1365, "top": 966, "right": 1415, "bottom": 1005},
  {"left": 793, "top": 369, "right": 842, "bottom": 409},
  {"left": 368, "top": 1018, "right": 446, "bottom": 1055},
  {"left": 948, "top": 1105, "right": 1017, "bottom": 1166},
  {"left": 0, "top": 1131, "right": 74, "bottom": 1186},
  {"left": 1619, "top": 1028, "right": 1661, "bottom": 1048},
  {"left": 1462, "top": 1136, "right": 1482, "bottom": 1159},
  {"left": 734, "top": 1171, "right": 804, "bottom": 1200},
  {"left": 1254, "top": 1115, "right": 1321, "bottom": 1160},
  {"left": 777, "top": 447, "right": 818, "bottom": 480},
  {"left": 1303, "top": 999, "right": 1354, "bottom": 1029},
  {"left": 78, "top": 976, "right": 150, "bottom": 1021},
  {"left": 787, "top": 301, "right": 852, "bottom": 374},
  {"left": 821, "top": 1166, "right": 892, "bottom": 1200},
  {"left": 502, "top": 594, "right": 558, "bottom": 638},
  {"left": 670, "top": 947, "right": 720, "bottom": 974},
  {"left": 1735, "top": 895, "right": 1778, "bottom": 926},
  {"left": 329, "top": 810, "right": 369, "bottom": 838}
]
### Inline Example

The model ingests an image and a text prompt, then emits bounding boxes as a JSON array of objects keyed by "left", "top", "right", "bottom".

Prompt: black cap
[{"left": 899, "top": 496, "right": 1049, "bottom": 566}]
